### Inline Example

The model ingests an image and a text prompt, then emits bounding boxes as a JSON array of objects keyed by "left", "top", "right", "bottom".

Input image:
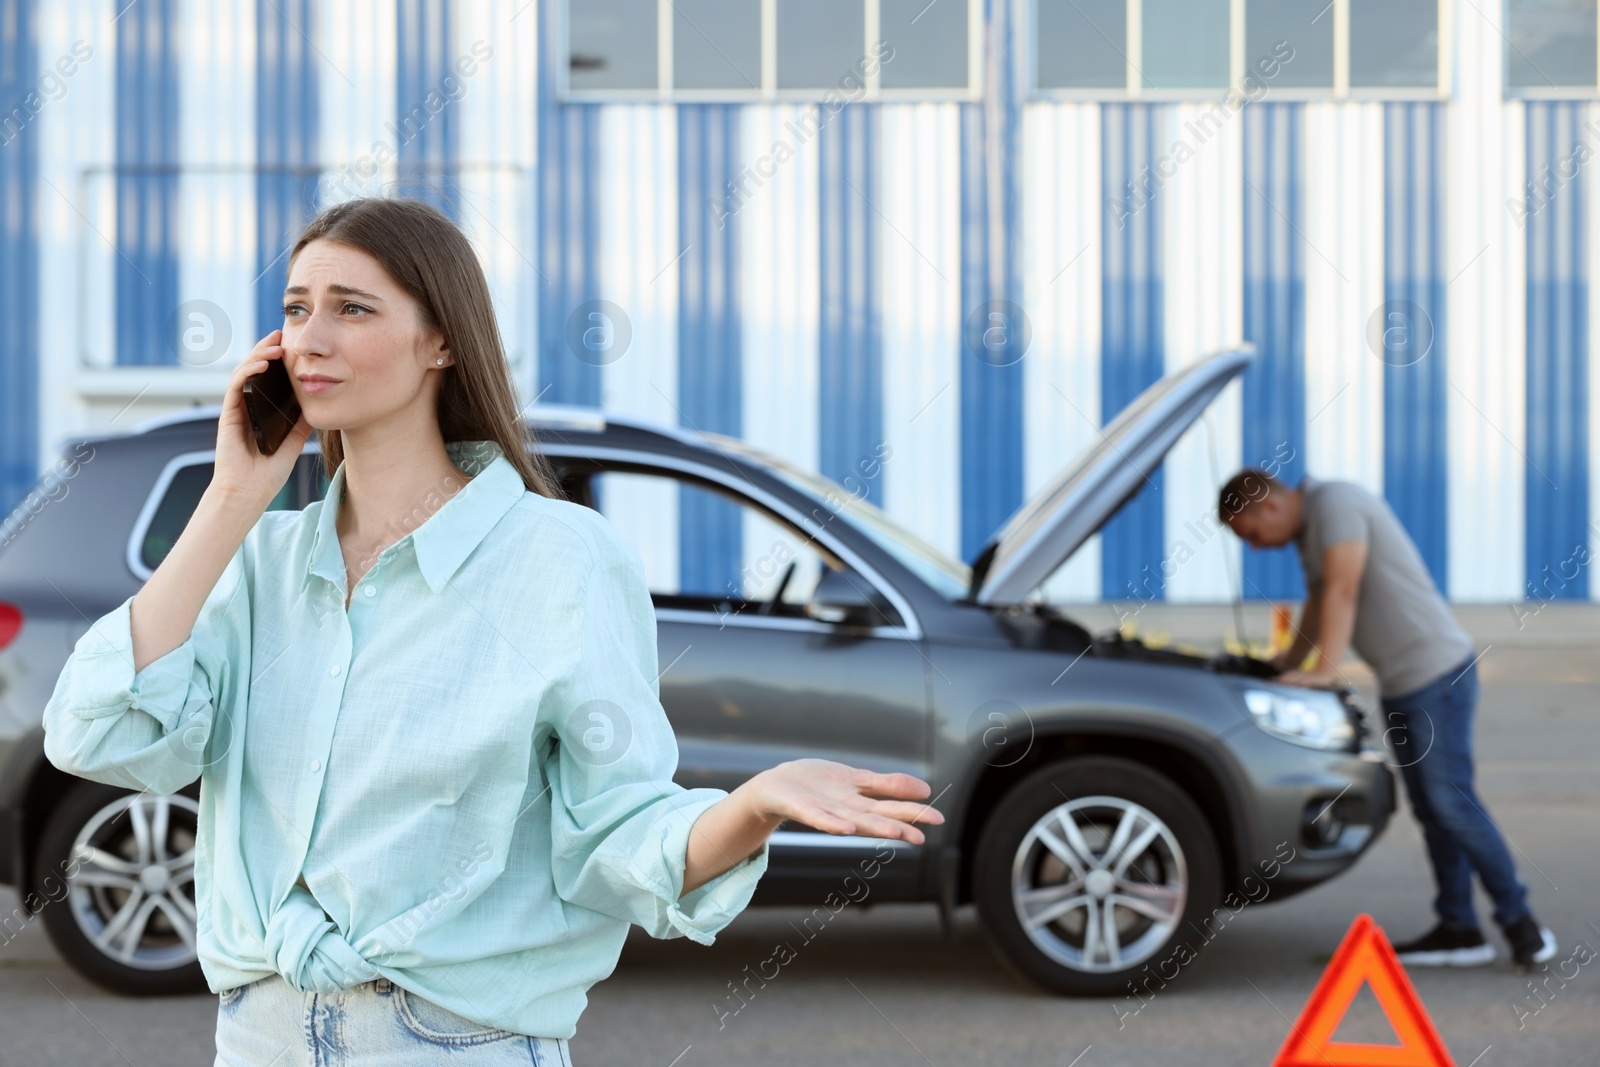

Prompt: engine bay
[{"left": 994, "top": 601, "right": 1286, "bottom": 679}]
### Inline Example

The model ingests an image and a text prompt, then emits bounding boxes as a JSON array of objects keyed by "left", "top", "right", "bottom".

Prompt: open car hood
[{"left": 971, "top": 345, "right": 1256, "bottom": 605}]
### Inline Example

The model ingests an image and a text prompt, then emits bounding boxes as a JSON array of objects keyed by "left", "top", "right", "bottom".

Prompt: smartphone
[{"left": 241, "top": 356, "right": 302, "bottom": 456}]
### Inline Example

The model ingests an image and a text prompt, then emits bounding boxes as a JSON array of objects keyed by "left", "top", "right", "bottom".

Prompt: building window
[
  {"left": 778, "top": 0, "right": 865, "bottom": 90},
  {"left": 1031, "top": 0, "right": 1446, "bottom": 99},
  {"left": 568, "top": 0, "right": 659, "bottom": 91},
  {"left": 1143, "top": 0, "right": 1231, "bottom": 91},
  {"left": 1506, "top": 0, "right": 1598, "bottom": 95},
  {"left": 1349, "top": 0, "right": 1439, "bottom": 89},
  {"left": 1245, "top": 0, "right": 1333, "bottom": 88},
  {"left": 879, "top": 0, "right": 972, "bottom": 89},
  {"left": 1035, "top": 0, "right": 1125, "bottom": 89},
  {"left": 674, "top": 0, "right": 761, "bottom": 91},
  {"left": 561, "top": 0, "right": 980, "bottom": 100}
]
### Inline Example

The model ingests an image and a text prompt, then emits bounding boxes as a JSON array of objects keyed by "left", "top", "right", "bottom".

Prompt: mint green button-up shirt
[{"left": 41, "top": 438, "right": 770, "bottom": 1040}]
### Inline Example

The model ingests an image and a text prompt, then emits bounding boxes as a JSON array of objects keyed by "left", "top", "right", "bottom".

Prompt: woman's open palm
[{"left": 751, "top": 759, "right": 944, "bottom": 845}]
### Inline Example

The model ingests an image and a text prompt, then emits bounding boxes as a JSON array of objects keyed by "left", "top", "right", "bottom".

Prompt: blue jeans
[
  {"left": 1381, "top": 655, "right": 1531, "bottom": 930},
  {"left": 215, "top": 973, "right": 574, "bottom": 1066}
]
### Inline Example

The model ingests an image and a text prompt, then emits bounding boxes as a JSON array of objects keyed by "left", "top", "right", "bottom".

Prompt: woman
[{"left": 41, "top": 196, "right": 943, "bottom": 1065}]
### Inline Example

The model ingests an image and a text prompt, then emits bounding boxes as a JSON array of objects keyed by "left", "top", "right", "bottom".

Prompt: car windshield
[{"left": 709, "top": 434, "right": 973, "bottom": 601}]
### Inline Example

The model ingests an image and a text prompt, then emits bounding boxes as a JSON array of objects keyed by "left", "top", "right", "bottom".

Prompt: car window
[
  {"left": 704, "top": 433, "right": 971, "bottom": 600},
  {"left": 589, "top": 469, "right": 843, "bottom": 616},
  {"left": 138, "top": 460, "right": 306, "bottom": 572}
]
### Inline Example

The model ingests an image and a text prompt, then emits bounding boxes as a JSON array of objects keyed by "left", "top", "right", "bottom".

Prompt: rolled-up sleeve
[
  {"left": 41, "top": 549, "right": 248, "bottom": 796},
  {"left": 543, "top": 531, "right": 769, "bottom": 945}
]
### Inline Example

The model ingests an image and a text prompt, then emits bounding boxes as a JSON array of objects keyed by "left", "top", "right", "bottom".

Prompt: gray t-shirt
[{"left": 1292, "top": 476, "right": 1474, "bottom": 697}]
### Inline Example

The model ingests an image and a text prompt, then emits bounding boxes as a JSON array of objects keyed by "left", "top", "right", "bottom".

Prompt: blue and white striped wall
[{"left": 3, "top": 0, "right": 1596, "bottom": 603}]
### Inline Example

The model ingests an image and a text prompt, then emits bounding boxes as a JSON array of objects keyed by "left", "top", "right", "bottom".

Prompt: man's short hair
[{"left": 1217, "top": 468, "right": 1285, "bottom": 521}]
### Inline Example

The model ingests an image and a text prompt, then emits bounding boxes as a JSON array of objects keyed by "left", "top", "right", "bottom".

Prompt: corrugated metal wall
[
  {"left": 5, "top": 0, "right": 1597, "bottom": 604},
  {"left": 0, "top": 0, "right": 40, "bottom": 514},
  {"left": 1241, "top": 102, "right": 1306, "bottom": 601},
  {"left": 1525, "top": 102, "right": 1592, "bottom": 601}
]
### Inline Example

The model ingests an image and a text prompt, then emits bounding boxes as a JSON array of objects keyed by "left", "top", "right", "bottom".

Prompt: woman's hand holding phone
[
  {"left": 130, "top": 332, "right": 313, "bottom": 672},
  {"left": 211, "top": 330, "right": 313, "bottom": 510}
]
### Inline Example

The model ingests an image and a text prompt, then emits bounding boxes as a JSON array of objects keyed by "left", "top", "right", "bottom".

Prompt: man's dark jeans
[{"left": 1381, "top": 655, "right": 1531, "bottom": 930}]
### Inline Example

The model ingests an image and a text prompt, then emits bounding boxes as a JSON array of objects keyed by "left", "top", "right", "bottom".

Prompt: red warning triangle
[{"left": 1271, "top": 913, "right": 1456, "bottom": 1067}]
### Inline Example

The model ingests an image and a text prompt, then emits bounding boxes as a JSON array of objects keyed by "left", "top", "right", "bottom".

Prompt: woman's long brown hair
[{"left": 287, "top": 196, "right": 565, "bottom": 500}]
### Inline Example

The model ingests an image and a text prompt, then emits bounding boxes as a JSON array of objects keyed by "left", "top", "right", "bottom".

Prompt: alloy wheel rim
[
  {"left": 1009, "top": 795, "right": 1187, "bottom": 974},
  {"left": 66, "top": 793, "right": 199, "bottom": 970}
]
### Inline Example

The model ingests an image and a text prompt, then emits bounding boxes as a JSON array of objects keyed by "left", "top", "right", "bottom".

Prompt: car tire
[
  {"left": 973, "top": 756, "right": 1222, "bottom": 996},
  {"left": 31, "top": 781, "right": 206, "bottom": 996}
]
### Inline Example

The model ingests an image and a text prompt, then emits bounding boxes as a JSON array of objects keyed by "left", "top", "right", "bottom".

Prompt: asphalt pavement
[{"left": 1, "top": 604, "right": 1595, "bottom": 1066}]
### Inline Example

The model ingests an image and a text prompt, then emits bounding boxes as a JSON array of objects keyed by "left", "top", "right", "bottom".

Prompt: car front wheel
[
  {"left": 974, "top": 756, "right": 1222, "bottom": 996},
  {"left": 31, "top": 781, "right": 205, "bottom": 996}
]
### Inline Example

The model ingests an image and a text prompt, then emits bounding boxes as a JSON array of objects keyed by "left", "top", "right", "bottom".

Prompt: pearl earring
[{"left": 436, "top": 358, "right": 444, "bottom": 365}]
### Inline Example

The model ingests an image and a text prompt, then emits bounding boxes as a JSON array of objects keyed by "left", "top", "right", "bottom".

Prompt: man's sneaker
[
  {"left": 1503, "top": 916, "right": 1559, "bottom": 968},
  {"left": 1391, "top": 921, "right": 1497, "bottom": 967}
]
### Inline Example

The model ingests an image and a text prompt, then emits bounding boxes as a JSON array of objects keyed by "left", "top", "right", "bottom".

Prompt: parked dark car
[{"left": 0, "top": 347, "right": 1393, "bottom": 997}]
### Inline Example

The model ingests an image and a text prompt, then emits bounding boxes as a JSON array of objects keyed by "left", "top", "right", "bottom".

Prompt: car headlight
[{"left": 1243, "top": 686, "right": 1356, "bottom": 750}]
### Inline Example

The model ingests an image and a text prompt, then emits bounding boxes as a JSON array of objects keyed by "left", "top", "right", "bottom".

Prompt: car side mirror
[{"left": 806, "top": 566, "right": 899, "bottom": 628}]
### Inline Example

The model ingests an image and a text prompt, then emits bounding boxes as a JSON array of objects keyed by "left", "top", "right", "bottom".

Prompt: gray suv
[{"left": 0, "top": 347, "right": 1394, "bottom": 997}]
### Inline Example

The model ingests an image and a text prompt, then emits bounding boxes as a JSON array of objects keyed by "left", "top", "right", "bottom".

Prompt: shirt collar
[{"left": 304, "top": 439, "right": 526, "bottom": 595}]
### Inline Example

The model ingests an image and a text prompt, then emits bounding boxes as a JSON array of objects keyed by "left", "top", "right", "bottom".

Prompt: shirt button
[
  {"left": 363, "top": 586, "right": 376, "bottom": 598},
  {"left": 330, "top": 664, "right": 341, "bottom": 677},
  {"left": 310, "top": 759, "right": 321, "bottom": 772}
]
